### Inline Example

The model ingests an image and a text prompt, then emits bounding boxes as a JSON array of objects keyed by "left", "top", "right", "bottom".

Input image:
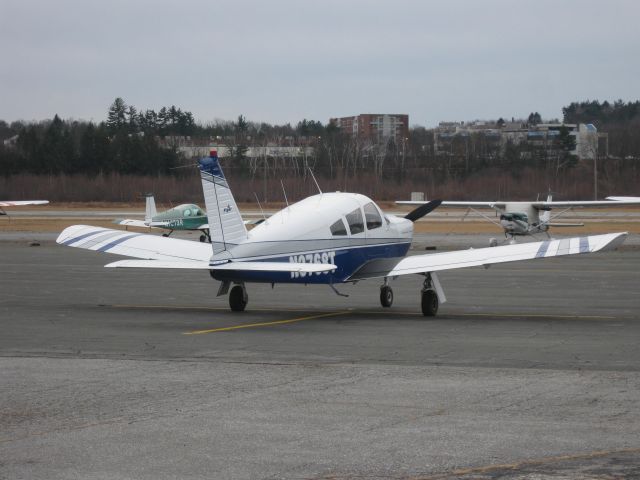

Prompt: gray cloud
[{"left": 2, "top": 0, "right": 639, "bottom": 126}]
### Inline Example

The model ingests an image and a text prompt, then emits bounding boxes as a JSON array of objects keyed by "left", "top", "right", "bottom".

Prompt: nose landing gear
[{"left": 380, "top": 285, "right": 393, "bottom": 307}]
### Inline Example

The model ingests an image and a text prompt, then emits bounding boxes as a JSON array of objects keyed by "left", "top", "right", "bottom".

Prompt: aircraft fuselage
[{"left": 209, "top": 192, "right": 413, "bottom": 284}]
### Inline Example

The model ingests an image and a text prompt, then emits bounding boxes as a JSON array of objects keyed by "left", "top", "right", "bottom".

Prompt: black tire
[
  {"left": 162, "top": 233, "right": 169, "bottom": 237},
  {"left": 199, "top": 234, "right": 206, "bottom": 243},
  {"left": 421, "top": 289, "right": 438, "bottom": 316},
  {"left": 380, "top": 285, "right": 393, "bottom": 308},
  {"left": 229, "top": 285, "right": 248, "bottom": 312}
]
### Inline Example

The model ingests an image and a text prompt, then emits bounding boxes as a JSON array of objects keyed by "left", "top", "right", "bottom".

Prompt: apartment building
[{"left": 330, "top": 114, "right": 409, "bottom": 143}]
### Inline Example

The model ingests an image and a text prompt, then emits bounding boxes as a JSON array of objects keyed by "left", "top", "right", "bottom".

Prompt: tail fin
[
  {"left": 144, "top": 194, "right": 157, "bottom": 222},
  {"left": 540, "top": 193, "right": 552, "bottom": 224},
  {"left": 198, "top": 151, "right": 248, "bottom": 255}
]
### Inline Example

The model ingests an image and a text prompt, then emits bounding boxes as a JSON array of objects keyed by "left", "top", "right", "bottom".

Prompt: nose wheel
[{"left": 380, "top": 285, "right": 393, "bottom": 308}]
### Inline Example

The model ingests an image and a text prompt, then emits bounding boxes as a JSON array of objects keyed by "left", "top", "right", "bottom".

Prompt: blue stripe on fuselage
[{"left": 210, "top": 241, "right": 411, "bottom": 284}]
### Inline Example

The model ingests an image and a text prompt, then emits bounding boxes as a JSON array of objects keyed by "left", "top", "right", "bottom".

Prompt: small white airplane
[
  {"left": 57, "top": 151, "right": 627, "bottom": 316},
  {"left": 0, "top": 200, "right": 49, "bottom": 216},
  {"left": 397, "top": 196, "right": 640, "bottom": 244}
]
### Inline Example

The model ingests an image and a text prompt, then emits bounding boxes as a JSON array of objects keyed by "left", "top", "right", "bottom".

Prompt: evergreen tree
[
  {"left": 126, "top": 105, "right": 138, "bottom": 133},
  {"left": 106, "top": 97, "right": 128, "bottom": 134}
]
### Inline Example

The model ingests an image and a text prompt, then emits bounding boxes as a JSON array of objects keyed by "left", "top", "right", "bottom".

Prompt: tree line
[{"left": 1, "top": 98, "right": 639, "bottom": 201}]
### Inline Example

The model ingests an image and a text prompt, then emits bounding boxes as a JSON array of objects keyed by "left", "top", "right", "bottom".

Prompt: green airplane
[{"left": 116, "top": 194, "right": 211, "bottom": 242}]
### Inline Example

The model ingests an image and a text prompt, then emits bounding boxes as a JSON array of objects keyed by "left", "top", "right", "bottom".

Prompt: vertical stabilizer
[
  {"left": 198, "top": 151, "right": 248, "bottom": 255},
  {"left": 144, "top": 194, "right": 157, "bottom": 222}
]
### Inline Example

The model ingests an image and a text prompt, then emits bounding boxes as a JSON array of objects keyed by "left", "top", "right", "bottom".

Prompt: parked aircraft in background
[
  {"left": 397, "top": 196, "right": 640, "bottom": 244},
  {"left": 116, "top": 194, "right": 210, "bottom": 242},
  {"left": 0, "top": 200, "right": 49, "bottom": 216},
  {"left": 58, "top": 151, "right": 627, "bottom": 316}
]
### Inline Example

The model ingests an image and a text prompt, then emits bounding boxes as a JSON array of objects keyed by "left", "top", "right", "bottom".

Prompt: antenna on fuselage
[
  {"left": 280, "top": 180, "right": 289, "bottom": 209},
  {"left": 253, "top": 192, "right": 267, "bottom": 222},
  {"left": 307, "top": 166, "right": 322, "bottom": 195}
]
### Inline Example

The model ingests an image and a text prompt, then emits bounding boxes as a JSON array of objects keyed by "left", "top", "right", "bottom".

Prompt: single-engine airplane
[
  {"left": 116, "top": 194, "right": 211, "bottom": 242},
  {"left": 57, "top": 151, "right": 627, "bottom": 316},
  {"left": 0, "top": 200, "right": 49, "bottom": 216},
  {"left": 397, "top": 196, "right": 640, "bottom": 244}
]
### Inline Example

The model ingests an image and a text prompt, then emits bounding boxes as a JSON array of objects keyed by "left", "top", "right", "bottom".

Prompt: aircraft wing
[
  {"left": 0, "top": 200, "right": 49, "bottom": 206},
  {"left": 57, "top": 225, "right": 212, "bottom": 261},
  {"left": 349, "top": 232, "right": 627, "bottom": 280},
  {"left": 57, "top": 225, "right": 336, "bottom": 274},
  {"left": 396, "top": 200, "right": 506, "bottom": 209},
  {"left": 606, "top": 196, "right": 640, "bottom": 202},
  {"left": 531, "top": 200, "right": 640, "bottom": 209}
]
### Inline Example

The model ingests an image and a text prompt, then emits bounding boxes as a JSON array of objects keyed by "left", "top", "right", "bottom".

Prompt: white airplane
[
  {"left": 0, "top": 200, "right": 49, "bottom": 216},
  {"left": 57, "top": 152, "right": 627, "bottom": 316},
  {"left": 397, "top": 196, "right": 640, "bottom": 244}
]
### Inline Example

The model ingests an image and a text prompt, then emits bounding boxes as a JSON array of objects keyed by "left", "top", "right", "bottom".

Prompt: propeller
[{"left": 404, "top": 200, "right": 442, "bottom": 222}]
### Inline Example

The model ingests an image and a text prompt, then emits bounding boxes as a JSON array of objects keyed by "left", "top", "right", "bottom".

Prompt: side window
[
  {"left": 363, "top": 202, "right": 382, "bottom": 230},
  {"left": 346, "top": 208, "right": 364, "bottom": 235},
  {"left": 184, "top": 209, "right": 192, "bottom": 217},
  {"left": 330, "top": 219, "right": 348, "bottom": 236}
]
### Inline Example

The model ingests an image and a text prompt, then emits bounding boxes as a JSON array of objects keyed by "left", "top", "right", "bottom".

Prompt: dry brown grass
[{"left": 3, "top": 208, "right": 639, "bottom": 235}]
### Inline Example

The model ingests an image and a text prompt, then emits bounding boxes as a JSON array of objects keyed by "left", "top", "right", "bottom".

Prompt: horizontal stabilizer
[
  {"left": 349, "top": 232, "right": 627, "bottom": 280},
  {"left": 106, "top": 259, "right": 337, "bottom": 273},
  {"left": 547, "top": 222, "right": 585, "bottom": 227},
  {"left": 114, "top": 219, "right": 151, "bottom": 228}
]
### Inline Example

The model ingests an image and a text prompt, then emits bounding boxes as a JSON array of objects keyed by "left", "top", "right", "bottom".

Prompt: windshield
[
  {"left": 363, "top": 202, "right": 383, "bottom": 230},
  {"left": 500, "top": 213, "right": 528, "bottom": 222}
]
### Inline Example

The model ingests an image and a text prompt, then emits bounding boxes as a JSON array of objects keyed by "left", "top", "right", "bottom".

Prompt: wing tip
[{"left": 597, "top": 231, "right": 627, "bottom": 252}]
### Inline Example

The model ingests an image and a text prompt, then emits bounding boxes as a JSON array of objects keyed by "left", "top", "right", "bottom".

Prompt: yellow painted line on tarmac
[
  {"left": 183, "top": 311, "right": 350, "bottom": 335},
  {"left": 110, "top": 304, "right": 322, "bottom": 313},
  {"left": 110, "top": 304, "right": 618, "bottom": 321}
]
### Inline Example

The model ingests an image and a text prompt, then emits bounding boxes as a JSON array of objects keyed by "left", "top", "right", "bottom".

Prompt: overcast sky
[{"left": 2, "top": 0, "right": 639, "bottom": 127}]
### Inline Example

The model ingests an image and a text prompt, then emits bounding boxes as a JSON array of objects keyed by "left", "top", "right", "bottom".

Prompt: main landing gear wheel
[
  {"left": 199, "top": 234, "right": 206, "bottom": 243},
  {"left": 229, "top": 285, "right": 248, "bottom": 312},
  {"left": 421, "top": 289, "right": 438, "bottom": 316},
  {"left": 380, "top": 285, "right": 393, "bottom": 308}
]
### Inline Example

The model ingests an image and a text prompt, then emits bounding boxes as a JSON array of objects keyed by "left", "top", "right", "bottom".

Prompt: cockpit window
[
  {"left": 183, "top": 209, "right": 192, "bottom": 217},
  {"left": 500, "top": 213, "right": 528, "bottom": 222},
  {"left": 346, "top": 208, "right": 364, "bottom": 235},
  {"left": 330, "top": 218, "right": 348, "bottom": 236},
  {"left": 363, "top": 202, "right": 382, "bottom": 230}
]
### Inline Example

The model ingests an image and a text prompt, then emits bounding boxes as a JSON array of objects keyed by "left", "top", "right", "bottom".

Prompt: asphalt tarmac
[{"left": 1, "top": 236, "right": 640, "bottom": 479}]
